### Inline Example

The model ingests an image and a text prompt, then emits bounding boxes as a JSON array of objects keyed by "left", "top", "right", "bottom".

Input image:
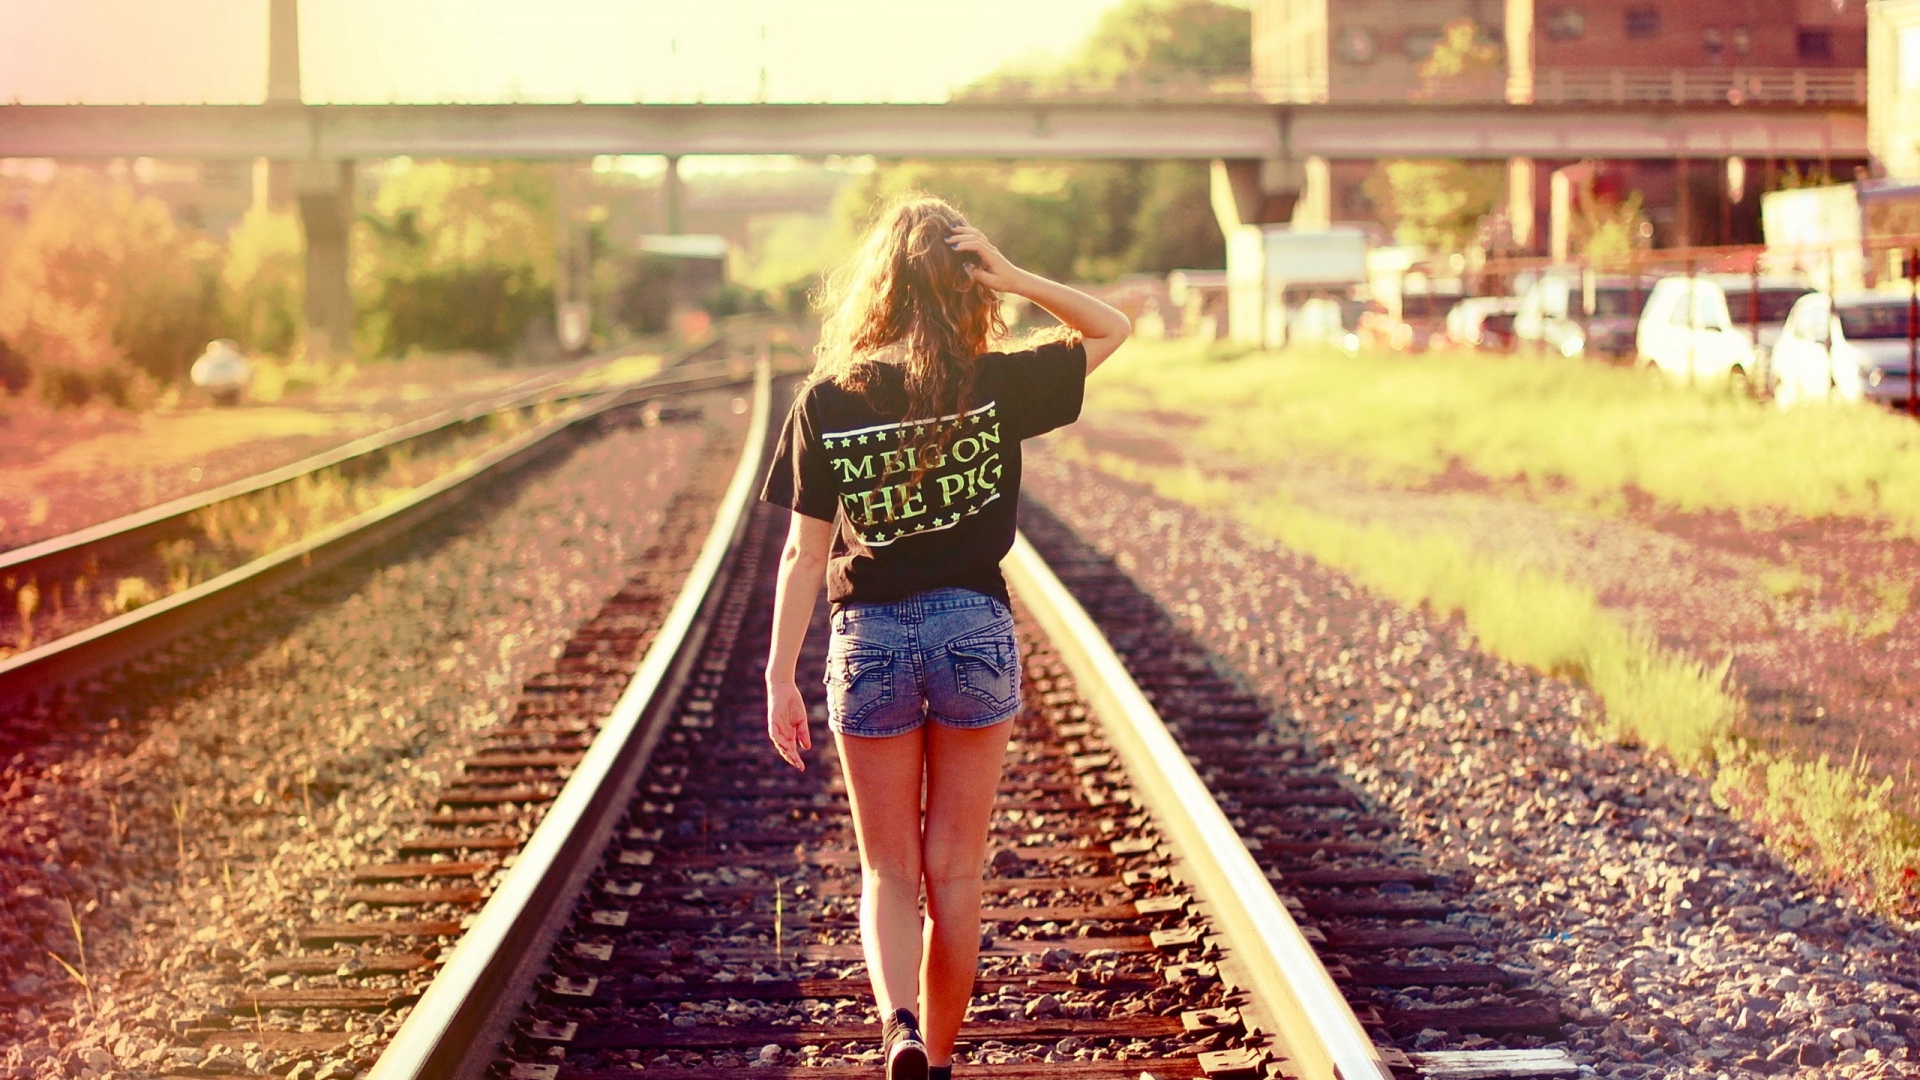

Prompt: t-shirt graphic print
[
  {"left": 822, "top": 401, "right": 1004, "bottom": 548},
  {"left": 761, "top": 338, "right": 1086, "bottom": 608}
]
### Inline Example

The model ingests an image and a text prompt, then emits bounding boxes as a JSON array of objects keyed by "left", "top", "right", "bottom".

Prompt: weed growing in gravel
[
  {"left": 14, "top": 580, "right": 36, "bottom": 648},
  {"left": 45, "top": 897, "right": 95, "bottom": 1015},
  {"left": 1069, "top": 446, "right": 1920, "bottom": 916},
  {"left": 1093, "top": 339, "right": 1920, "bottom": 533},
  {"left": 1714, "top": 748, "right": 1920, "bottom": 914}
]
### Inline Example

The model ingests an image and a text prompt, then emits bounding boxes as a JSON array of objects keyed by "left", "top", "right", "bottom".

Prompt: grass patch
[
  {"left": 1094, "top": 338, "right": 1920, "bottom": 531},
  {"left": 1065, "top": 445, "right": 1920, "bottom": 916}
]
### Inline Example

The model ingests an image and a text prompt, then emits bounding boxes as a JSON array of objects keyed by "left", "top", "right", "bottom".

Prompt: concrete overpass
[
  {"left": 0, "top": 0, "right": 1867, "bottom": 357},
  {"left": 0, "top": 100, "right": 1867, "bottom": 162}
]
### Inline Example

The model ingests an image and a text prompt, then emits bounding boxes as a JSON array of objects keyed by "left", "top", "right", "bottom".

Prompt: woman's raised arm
[{"left": 948, "top": 226, "right": 1132, "bottom": 373}]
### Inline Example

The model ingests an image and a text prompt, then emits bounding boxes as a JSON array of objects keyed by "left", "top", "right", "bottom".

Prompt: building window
[
  {"left": 1545, "top": 6, "right": 1586, "bottom": 40},
  {"left": 1336, "top": 26, "right": 1377, "bottom": 64},
  {"left": 1731, "top": 25, "right": 1753, "bottom": 57},
  {"left": 1625, "top": 8, "right": 1660, "bottom": 39},
  {"left": 1796, "top": 28, "right": 1834, "bottom": 61},
  {"left": 1702, "top": 26, "right": 1724, "bottom": 57}
]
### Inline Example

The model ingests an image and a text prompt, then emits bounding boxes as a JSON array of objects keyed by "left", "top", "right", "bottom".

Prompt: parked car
[
  {"left": 1361, "top": 290, "right": 1461, "bottom": 352},
  {"left": 1634, "top": 275, "right": 1763, "bottom": 390},
  {"left": 1288, "top": 297, "right": 1349, "bottom": 348},
  {"left": 1717, "top": 277, "right": 1815, "bottom": 387},
  {"left": 1770, "top": 293, "right": 1918, "bottom": 410},
  {"left": 1513, "top": 274, "right": 1647, "bottom": 359},
  {"left": 1476, "top": 311, "right": 1519, "bottom": 351},
  {"left": 1445, "top": 296, "right": 1520, "bottom": 349}
]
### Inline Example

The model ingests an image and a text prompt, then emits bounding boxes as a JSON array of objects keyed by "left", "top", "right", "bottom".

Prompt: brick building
[
  {"left": 1869, "top": 0, "right": 1920, "bottom": 179},
  {"left": 1251, "top": 0, "right": 1869, "bottom": 251}
]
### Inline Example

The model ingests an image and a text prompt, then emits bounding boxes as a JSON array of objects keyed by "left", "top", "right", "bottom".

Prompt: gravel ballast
[
  {"left": 0, "top": 391, "right": 748, "bottom": 1079},
  {"left": 1024, "top": 448, "right": 1920, "bottom": 1080}
]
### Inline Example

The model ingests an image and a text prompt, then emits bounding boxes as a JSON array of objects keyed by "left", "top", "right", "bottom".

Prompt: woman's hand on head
[
  {"left": 948, "top": 226, "right": 1021, "bottom": 292},
  {"left": 766, "top": 678, "right": 811, "bottom": 771}
]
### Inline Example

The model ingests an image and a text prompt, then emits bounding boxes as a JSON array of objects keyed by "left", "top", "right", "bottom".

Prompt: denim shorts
[{"left": 824, "top": 588, "right": 1023, "bottom": 738}]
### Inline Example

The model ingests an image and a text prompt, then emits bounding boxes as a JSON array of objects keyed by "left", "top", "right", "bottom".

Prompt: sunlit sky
[{"left": 0, "top": 0, "right": 1130, "bottom": 105}]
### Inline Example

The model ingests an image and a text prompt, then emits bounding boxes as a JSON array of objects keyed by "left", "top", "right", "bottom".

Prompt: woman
[{"left": 760, "top": 195, "right": 1130, "bottom": 1079}]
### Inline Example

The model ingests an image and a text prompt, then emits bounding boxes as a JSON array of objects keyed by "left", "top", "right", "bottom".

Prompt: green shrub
[
  {"left": 0, "top": 171, "right": 224, "bottom": 404},
  {"left": 223, "top": 205, "right": 304, "bottom": 356},
  {"left": 35, "top": 363, "right": 143, "bottom": 410},
  {"left": 0, "top": 338, "right": 29, "bottom": 394},
  {"left": 355, "top": 161, "right": 555, "bottom": 359},
  {"left": 371, "top": 266, "right": 546, "bottom": 356}
]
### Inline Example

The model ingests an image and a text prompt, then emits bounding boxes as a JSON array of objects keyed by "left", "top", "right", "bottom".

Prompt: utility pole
[
  {"left": 1907, "top": 247, "right": 1918, "bottom": 417},
  {"left": 554, "top": 163, "right": 591, "bottom": 353},
  {"left": 663, "top": 155, "right": 683, "bottom": 235},
  {"left": 269, "top": 0, "right": 356, "bottom": 362}
]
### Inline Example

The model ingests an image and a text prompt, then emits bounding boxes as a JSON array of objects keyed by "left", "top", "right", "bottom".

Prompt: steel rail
[
  {"left": 0, "top": 363, "right": 755, "bottom": 709},
  {"left": 367, "top": 358, "right": 772, "bottom": 1080},
  {"left": 1004, "top": 533, "right": 1396, "bottom": 1080},
  {"left": 0, "top": 345, "right": 733, "bottom": 574}
]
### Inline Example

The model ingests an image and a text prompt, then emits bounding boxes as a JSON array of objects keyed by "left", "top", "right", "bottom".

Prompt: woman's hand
[
  {"left": 948, "top": 226, "right": 1022, "bottom": 292},
  {"left": 766, "top": 678, "right": 811, "bottom": 771}
]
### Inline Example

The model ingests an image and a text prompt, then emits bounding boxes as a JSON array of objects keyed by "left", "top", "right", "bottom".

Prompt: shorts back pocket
[
  {"left": 825, "top": 645, "right": 896, "bottom": 726},
  {"left": 946, "top": 626, "right": 1020, "bottom": 715}
]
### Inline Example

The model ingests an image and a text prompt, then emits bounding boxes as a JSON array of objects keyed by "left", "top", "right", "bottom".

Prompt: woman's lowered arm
[{"left": 765, "top": 510, "right": 834, "bottom": 770}]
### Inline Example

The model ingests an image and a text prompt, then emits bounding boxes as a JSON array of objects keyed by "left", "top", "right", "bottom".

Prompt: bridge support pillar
[
  {"left": 1508, "top": 157, "right": 1537, "bottom": 252},
  {"left": 1290, "top": 156, "right": 1331, "bottom": 228},
  {"left": 1211, "top": 158, "right": 1309, "bottom": 348},
  {"left": 1549, "top": 168, "right": 1572, "bottom": 263},
  {"left": 295, "top": 160, "right": 355, "bottom": 361},
  {"left": 1209, "top": 158, "right": 1302, "bottom": 238},
  {"left": 663, "top": 155, "right": 683, "bottom": 235}
]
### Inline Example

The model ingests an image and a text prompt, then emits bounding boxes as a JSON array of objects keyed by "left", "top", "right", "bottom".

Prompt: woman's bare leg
[
  {"left": 835, "top": 727, "right": 929, "bottom": 1020},
  {"left": 919, "top": 720, "right": 1014, "bottom": 1066}
]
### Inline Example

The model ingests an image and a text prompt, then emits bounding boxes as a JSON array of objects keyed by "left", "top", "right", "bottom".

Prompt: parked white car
[
  {"left": 1445, "top": 295, "right": 1519, "bottom": 349},
  {"left": 1770, "top": 293, "right": 1919, "bottom": 410},
  {"left": 1635, "top": 275, "right": 1773, "bottom": 391},
  {"left": 1513, "top": 274, "right": 1646, "bottom": 359}
]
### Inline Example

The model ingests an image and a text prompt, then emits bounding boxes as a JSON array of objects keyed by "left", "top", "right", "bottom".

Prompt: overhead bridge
[{"left": 0, "top": 100, "right": 1867, "bottom": 161}]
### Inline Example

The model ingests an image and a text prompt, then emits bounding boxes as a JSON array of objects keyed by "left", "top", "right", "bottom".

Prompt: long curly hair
[{"left": 812, "top": 194, "right": 1007, "bottom": 471}]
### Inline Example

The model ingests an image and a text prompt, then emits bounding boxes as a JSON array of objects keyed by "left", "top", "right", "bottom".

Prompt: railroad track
[
  {"left": 0, "top": 340, "right": 755, "bottom": 714},
  {"left": 14, "top": 360, "right": 1582, "bottom": 1078},
  {"left": 1017, "top": 506, "right": 1583, "bottom": 1080},
  {"left": 168, "top": 371, "right": 1561, "bottom": 1080}
]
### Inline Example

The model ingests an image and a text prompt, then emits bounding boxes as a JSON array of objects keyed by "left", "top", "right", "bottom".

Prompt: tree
[
  {"left": 0, "top": 171, "right": 223, "bottom": 406},
  {"left": 828, "top": 0, "right": 1247, "bottom": 287},
  {"left": 354, "top": 161, "right": 555, "bottom": 357},
  {"left": 966, "top": 0, "right": 1250, "bottom": 95},
  {"left": 223, "top": 205, "right": 304, "bottom": 356},
  {"left": 1075, "top": 0, "right": 1251, "bottom": 86},
  {"left": 1414, "top": 19, "right": 1503, "bottom": 102},
  {"left": 1362, "top": 160, "right": 1505, "bottom": 256}
]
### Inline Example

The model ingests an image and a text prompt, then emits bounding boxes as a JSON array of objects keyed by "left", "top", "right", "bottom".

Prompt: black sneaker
[{"left": 882, "top": 1007, "right": 928, "bottom": 1080}]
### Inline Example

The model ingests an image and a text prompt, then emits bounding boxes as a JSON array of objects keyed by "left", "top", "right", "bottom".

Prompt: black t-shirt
[{"left": 761, "top": 339, "right": 1087, "bottom": 607}]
